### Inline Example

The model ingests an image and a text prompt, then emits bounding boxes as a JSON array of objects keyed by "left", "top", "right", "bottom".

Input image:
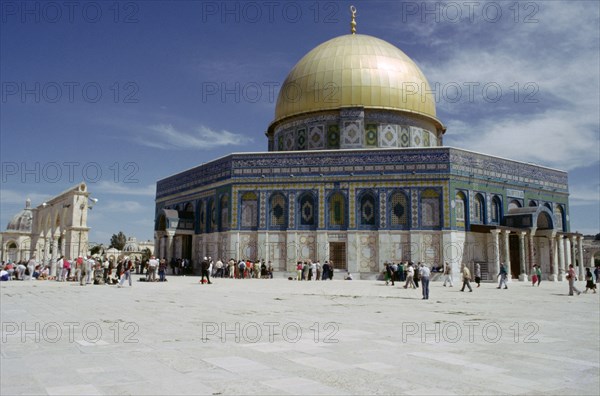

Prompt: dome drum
[{"left": 268, "top": 106, "right": 442, "bottom": 151}]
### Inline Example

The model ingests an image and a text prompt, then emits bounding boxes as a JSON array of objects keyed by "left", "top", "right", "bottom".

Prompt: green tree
[
  {"left": 109, "top": 231, "right": 127, "bottom": 250},
  {"left": 89, "top": 244, "right": 104, "bottom": 256},
  {"left": 141, "top": 248, "right": 152, "bottom": 262}
]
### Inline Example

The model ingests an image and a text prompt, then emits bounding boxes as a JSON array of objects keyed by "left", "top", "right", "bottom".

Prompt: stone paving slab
[{"left": 1, "top": 277, "right": 598, "bottom": 395}]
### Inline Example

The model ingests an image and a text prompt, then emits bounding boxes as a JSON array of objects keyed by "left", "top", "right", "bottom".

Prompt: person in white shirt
[
  {"left": 27, "top": 257, "right": 37, "bottom": 281},
  {"left": 147, "top": 256, "right": 159, "bottom": 281},
  {"left": 420, "top": 264, "right": 431, "bottom": 300},
  {"left": 403, "top": 263, "right": 416, "bottom": 289},
  {"left": 215, "top": 259, "right": 224, "bottom": 278}
]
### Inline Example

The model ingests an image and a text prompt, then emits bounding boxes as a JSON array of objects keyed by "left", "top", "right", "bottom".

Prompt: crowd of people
[
  {"left": 1, "top": 255, "right": 599, "bottom": 297},
  {"left": 200, "top": 257, "right": 277, "bottom": 284},
  {"left": 380, "top": 260, "right": 600, "bottom": 300}
]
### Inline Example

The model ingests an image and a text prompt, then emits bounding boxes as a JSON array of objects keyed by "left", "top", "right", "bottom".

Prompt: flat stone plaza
[{"left": 1, "top": 277, "right": 598, "bottom": 395}]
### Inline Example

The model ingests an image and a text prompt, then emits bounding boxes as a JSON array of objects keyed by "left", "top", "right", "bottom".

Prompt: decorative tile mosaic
[
  {"left": 365, "top": 124, "right": 378, "bottom": 147},
  {"left": 341, "top": 121, "right": 363, "bottom": 148},
  {"left": 327, "top": 125, "right": 340, "bottom": 148},
  {"left": 297, "top": 128, "right": 307, "bottom": 150},
  {"left": 308, "top": 125, "right": 325, "bottom": 149},
  {"left": 378, "top": 124, "right": 398, "bottom": 147}
]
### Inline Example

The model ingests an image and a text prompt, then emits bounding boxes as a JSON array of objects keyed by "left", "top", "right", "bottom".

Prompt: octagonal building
[{"left": 154, "top": 27, "right": 582, "bottom": 281}]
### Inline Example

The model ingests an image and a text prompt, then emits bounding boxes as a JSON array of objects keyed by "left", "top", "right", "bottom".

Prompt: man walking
[
  {"left": 461, "top": 263, "right": 473, "bottom": 292},
  {"left": 497, "top": 263, "right": 508, "bottom": 289},
  {"left": 200, "top": 257, "right": 212, "bottom": 284},
  {"left": 442, "top": 261, "right": 453, "bottom": 287},
  {"left": 420, "top": 263, "right": 431, "bottom": 300},
  {"left": 403, "top": 263, "right": 416, "bottom": 289}
]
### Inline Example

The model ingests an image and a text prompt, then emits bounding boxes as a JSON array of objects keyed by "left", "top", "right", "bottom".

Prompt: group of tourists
[
  {"left": 199, "top": 257, "right": 276, "bottom": 284},
  {"left": 380, "top": 260, "right": 600, "bottom": 300},
  {"left": 294, "top": 260, "right": 336, "bottom": 281},
  {"left": 2, "top": 255, "right": 599, "bottom": 298}
]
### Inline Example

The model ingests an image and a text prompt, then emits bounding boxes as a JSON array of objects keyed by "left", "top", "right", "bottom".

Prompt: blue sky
[{"left": 1, "top": 0, "right": 599, "bottom": 244}]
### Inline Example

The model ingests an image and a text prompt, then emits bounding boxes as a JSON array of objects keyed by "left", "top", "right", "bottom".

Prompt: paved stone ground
[{"left": 1, "top": 276, "right": 598, "bottom": 395}]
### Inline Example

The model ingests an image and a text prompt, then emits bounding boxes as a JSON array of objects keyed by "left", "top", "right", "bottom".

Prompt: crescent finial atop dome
[{"left": 350, "top": 5, "right": 357, "bottom": 34}]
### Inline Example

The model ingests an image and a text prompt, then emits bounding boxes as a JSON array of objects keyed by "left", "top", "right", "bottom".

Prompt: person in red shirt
[{"left": 567, "top": 264, "right": 581, "bottom": 296}]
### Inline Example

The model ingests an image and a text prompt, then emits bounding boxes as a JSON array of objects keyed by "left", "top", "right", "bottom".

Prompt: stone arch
[
  {"left": 156, "top": 213, "right": 167, "bottom": 231},
  {"left": 508, "top": 199, "right": 522, "bottom": 210},
  {"left": 536, "top": 211, "right": 553, "bottom": 229}
]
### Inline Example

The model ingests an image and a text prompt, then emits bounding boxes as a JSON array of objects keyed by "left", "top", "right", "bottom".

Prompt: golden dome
[{"left": 271, "top": 34, "right": 441, "bottom": 130}]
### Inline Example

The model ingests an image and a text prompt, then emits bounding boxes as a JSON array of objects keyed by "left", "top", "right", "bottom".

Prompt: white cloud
[
  {"left": 137, "top": 124, "right": 253, "bottom": 150},
  {"left": 93, "top": 181, "right": 155, "bottom": 197},
  {"left": 0, "top": 189, "right": 52, "bottom": 207},
  {"left": 388, "top": 1, "right": 600, "bottom": 172},
  {"left": 569, "top": 183, "right": 600, "bottom": 207}
]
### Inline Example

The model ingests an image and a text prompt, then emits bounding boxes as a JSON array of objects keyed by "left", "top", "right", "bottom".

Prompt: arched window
[
  {"left": 269, "top": 193, "right": 287, "bottom": 228},
  {"left": 197, "top": 201, "right": 205, "bottom": 233},
  {"left": 491, "top": 196, "right": 502, "bottom": 224},
  {"left": 240, "top": 192, "right": 258, "bottom": 229},
  {"left": 528, "top": 200, "right": 538, "bottom": 207},
  {"left": 508, "top": 199, "right": 522, "bottom": 211},
  {"left": 220, "top": 195, "right": 229, "bottom": 231},
  {"left": 420, "top": 189, "right": 440, "bottom": 228},
  {"left": 207, "top": 199, "right": 216, "bottom": 232},
  {"left": 328, "top": 192, "right": 346, "bottom": 228},
  {"left": 554, "top": 205, "right": 565, "bottom": 232},
  {"left": 455, "top": 191, "right": 467, "bottom": 228},
  {"left": 389, "top": 191, "right": 408, "bottom": 227},
  {"left": 7, "top": 241, "right": 18, "bottom": 262},
  {"left": 298, "top": 192, "right": 316, "bottom": 228},
  {"left": 473, "top": 193, "right": 485, "bottom": 224},
  {"left": 358, "top": 191, "right": 377, "bottom": 227}
]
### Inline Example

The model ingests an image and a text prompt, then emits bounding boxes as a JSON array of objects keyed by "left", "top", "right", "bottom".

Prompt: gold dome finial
[{"left": 350, "top": 5, "right": 357, "bottom": 34}]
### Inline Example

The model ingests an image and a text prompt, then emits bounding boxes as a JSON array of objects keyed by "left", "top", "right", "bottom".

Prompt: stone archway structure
[{"left": 30, "top": 183, "right": 93, "bottom": 275}]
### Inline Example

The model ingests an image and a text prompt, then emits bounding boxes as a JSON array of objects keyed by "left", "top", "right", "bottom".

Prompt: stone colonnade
[{"left": 489, "top": 229, "right": 585, "bottom": 281}]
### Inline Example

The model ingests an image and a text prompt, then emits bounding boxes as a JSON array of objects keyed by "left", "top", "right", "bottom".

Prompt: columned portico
[
  {"left": 557, "top": 236, "right": 565, "bottom": 280},
  {"left": 564, "top": 237, "right": 572, "bottom": 269},
  {"left": 503, "top": 230, "right": 511, "bottom": 276},
  {"left": 547, "top": 232, "right": 557, "bottom": 281},
  {"left": 518, "top": 231, "right": 527, "bottom": 280},
  {"left": 166, "top": 233, "right": 174, "bottom": 262},
  {"left": 578, "top": 236, "right": 585, "bottom": 278},
  {"left": 491, "top": 229, "right": 501, "bottom": 278},
  {"left": 525, "top": 231, "right": 535, "bottom": 281},
  {"left": 50, "top": 237, "right": 59, "bottom": 277},
  {"left": 569, "top": 236, "right": 576, "bottom": 276}
]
